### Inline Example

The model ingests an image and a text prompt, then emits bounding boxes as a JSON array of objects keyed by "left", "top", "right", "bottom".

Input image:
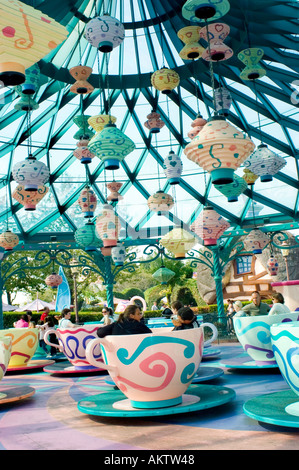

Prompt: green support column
[
  {"left": 0, "top": 274, "right": 3, "bottom": 330},
  {"left": 211, "top": 245, "right": 226, "bottom": 325},
  {"left": 104, "top": 256, "right": 114, "bottom": 309}
]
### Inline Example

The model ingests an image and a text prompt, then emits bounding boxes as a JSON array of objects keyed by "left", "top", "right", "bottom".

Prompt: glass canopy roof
[{"left": 0, "top": 0, "right": 298, "bottom": 248}]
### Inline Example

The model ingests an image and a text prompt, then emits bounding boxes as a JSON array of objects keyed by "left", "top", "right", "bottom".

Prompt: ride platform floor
[{"left": 1, "top": 343, "right": 298, "bottom": 453}]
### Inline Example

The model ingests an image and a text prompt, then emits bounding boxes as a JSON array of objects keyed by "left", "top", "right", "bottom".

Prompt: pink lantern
[
  {"left": 200, "top": 23, "right": 233, "bottom": 62},
  {"left": 12, "top": 184, "right": 48, "bottom": 211},
  {"left": 45, "top": 273, "right": 63, "bottom": 289},
  {"left": 191, "top": 206, "right": 230, "bottom": 245},
  {"left": 244, "top": 229, "right": 269, "bottom": 254},
  {"left": 144, "top": 111, "right": 165, "bottom": 133},
  {"left": 73, "top": 139, "right": 95, "bottom": 164},
  {"left": 267, "top": 255, "right": 279, "bottom": 276},
  {"left": 184, "top": 116, "right": 255, "bottom": 184},
  {"left": 96, "top": 204, "right": 121, "bottom": 247},
  {"left": 187, "top": 115, "right": 207, "bottom": 139},
  {"left": 106, "top": 181, "right": 123, "bottom": 202},
  {"left": 78, "top": 186, "right": 97, "bottom": 218}
]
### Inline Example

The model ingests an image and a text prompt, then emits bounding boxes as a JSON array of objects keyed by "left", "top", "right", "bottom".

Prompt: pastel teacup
[
  {"left": 0, "top": 336, "right": 12, "bottom": 379},
  {"left": 0, "top": 328, "right": 39, "bottom": 367},
  {"left": 86, "top": 328, "right": 204, "bottom": 409},
  {"left": 233, "top": 312, "right": 299, "bottom": 365},
  {"left": 44, "top": 324, "right": 103, "bottom": 370},
  {"left": 271, "top": 321, "right": 299, "bottom": 416}
]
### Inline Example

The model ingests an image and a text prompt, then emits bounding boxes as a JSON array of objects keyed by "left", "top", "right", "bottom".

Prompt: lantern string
[
  {"left": 165, "top": 95, "right": 173, "bottom": 151},
  {"left": 26, "top": 109, "right": 33, "bottom": 158},
  {"left": 253, "top": 80, "right": 263, "bottom": 145},
  {"left": 105, "top": 53, "right": 112, "bottom": 121},
  {"left": 155, "top": 133, "right": 161, "bottom": 190},
  {"left": 77, "top": 20, "right": 82, "bottom": 65},
  {"left": 204, "top": 20, "right": 216, "bottom": 113}
]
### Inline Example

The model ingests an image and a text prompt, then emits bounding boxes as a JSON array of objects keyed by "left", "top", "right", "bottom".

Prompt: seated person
[
  {"left": 171, "top": 300, "right": 183, "bottom": 328},
  {"left": 58, "top": 308, "right": 76, "bottom": 328},
  {"left": 161, "top": 303, "right": 173, "bottom": 318},
  {"left": 268, "top": 293, "right": 291, "bottom": 315},
  {"left": 102, "top": 307, "right": 116, "bottom": 325},
  {"left": 14, "top": 314, "right": 29, "bottom": 328},
  {"left": 236, "top": 291, "right": 270, "bottom": 316},
  {"left": 233, "top": 300, "right": 247, "bottom": 317},
  {"left": 97, "top": 304, "right": 152, "bottom": 337},
  {"left": 172, "top": 306, "right": 200, "bottom": 330}
]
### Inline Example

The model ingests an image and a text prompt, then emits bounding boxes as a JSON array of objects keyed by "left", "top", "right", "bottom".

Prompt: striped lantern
[
  {"left": 187, "top": 115, "right": 207, "bottom": 139},
  {"left": 75, "top": 222, "right": 103, "bottom": 251},
  {"left": 84, "top": 14, "right": 125, "bottom": 53},
  {"left": 244, "top": 228, "right": 269, "bottom": 254},
  {"left": 244, "top": 144, "right": 286, "bottom": 183},
  {"left": 214, "top": 174, "right": 248, "bottom": 202},
  {"left": 191, "top": 206, "right": 230, "bottom": 246},
  {"left": 73, "top": 139, "right": 95, "bottom": 164},
  {"left": 182, "top": 0, "right": 230, "bottom": 23},
  {"left": 0, "top": 230, "right": 19, "bottom": 251},
  {"left": 160, "top": 227, "right": 196, "bottom": 259},
  {"left": 215, "top": 87, "right": 232, "bottom": 116},
  {"left": 12, "top": 155, "right": 50, "bottom": 191},
  {"left": 147, "top": 191, "right": 174, "bottom": 215},
  {"left": 184, "top": 116, "right": 255, "bottom": 184},
  {"left": 12, "top": 184, "right": 48, "bottom": 210},
  {"left": 96, "top": 204, "right": 121, "bottom": 248},
  {"left": 163, "top": 150, "right": 183, "bottom": 185},
  {"left": 78, "top": 186, "right": 97, "bottom": 218},
  {"left": 73, "top": 115, "right": 95, "bottom": 141}
]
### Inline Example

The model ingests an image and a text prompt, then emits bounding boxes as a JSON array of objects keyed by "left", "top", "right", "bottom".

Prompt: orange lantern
[
  {"left": 69, "top": 65, "right": 94, "bottom": 94},
  {"left": 12, "top": 184, "right": 48, "bottom": 210}
]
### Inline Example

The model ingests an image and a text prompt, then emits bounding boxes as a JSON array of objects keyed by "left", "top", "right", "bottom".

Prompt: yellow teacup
[
  {"left": 0, "top": 328, "right": 39, "bottom": 367},
  {"left": 0, "top": 336, "right": 12, "bottom": 379}
]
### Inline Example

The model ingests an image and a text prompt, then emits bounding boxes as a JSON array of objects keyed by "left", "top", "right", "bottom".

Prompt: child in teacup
[{"left": 172, "top": 307, "right": 200, "bottom": 330}]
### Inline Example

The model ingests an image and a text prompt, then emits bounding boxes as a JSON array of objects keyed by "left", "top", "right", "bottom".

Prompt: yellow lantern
[
  {"left": 147, "top": 191, "right": 174, "bottom": 215},
  {"left": 151, "top": 67, "right": 180, "bottom": 94},
  {"left": 160, "top": 227, "right": 196, "bottom": 259},
  {"left": 177, "top": 26, "right": 204, "bottom": 60},
  {"left": 0, "top": 230, "right": 19, "bottom": 251},
  {"left": 88, "top": 114, "right": 117, "bottom": 134},
  {"left": 0, "top": 0, "right": 68, "bottom": 85}
]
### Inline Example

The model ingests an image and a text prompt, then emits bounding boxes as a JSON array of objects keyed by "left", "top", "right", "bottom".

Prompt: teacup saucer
[
  {"left": 77, "top": 384, "right": 236, "bottom": 418},
  {"left": 6, "top": 359, "right": 55, "bottom": 373},
  {"left": 220, "top": 359, "right": 278, "bottom": 369},
  {"left": 43, "top": 362, "right": 105, "bottom": 375},
  {"left": 0, "top": 386, "right": 35, "bottom": 404},
  {"left": 243, "top": 389, "right": 299, "bottom": 428},
  {"left": 192, "top": 366, "right": 224, "bottom": 383},
  {"left": 202, "top": 348, "right": 221, "bottom": 360}
]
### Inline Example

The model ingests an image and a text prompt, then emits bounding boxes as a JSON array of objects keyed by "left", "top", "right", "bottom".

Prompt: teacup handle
[
  {"left": 201, "top": 322, "right": 218, "bottom": 347},
  {"left": 85, "top": 337, "right": 118, "bottom": 374},
  {"left": 43, "top": 329, "right": 63, "bottom": 352}
]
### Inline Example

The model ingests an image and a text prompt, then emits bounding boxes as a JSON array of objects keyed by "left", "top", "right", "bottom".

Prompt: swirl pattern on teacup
[
  {"left": 272, "top": 329, "right": 299, "bottom": 394},
  {"left": 58, "top": 327, "right": 102, "bottom": 366}
]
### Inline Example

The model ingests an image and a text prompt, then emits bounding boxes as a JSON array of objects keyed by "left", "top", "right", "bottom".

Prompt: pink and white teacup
[
  {"left": 86, "top": 328, "right": 204, "bottom": 409},
  {"left": 44, "top": 324, "right": 103, "bottom": 370}
]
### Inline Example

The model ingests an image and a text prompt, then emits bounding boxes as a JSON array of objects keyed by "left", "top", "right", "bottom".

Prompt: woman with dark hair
[
  {"left": 268, "top": 293, "right": 291, "bottom": 315},
  {"left": 102, "top": 307, "right": 115, "bottom": 325},
  {"left": 97, "top": 304, "right": 152, "bottom": 338}
]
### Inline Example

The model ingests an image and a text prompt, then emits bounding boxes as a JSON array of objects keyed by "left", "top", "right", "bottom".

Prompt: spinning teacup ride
[
  {"left": 220, "top": 312, "right": 299, "bottom": 369},
  {"left": 78, "top": 327, "right": 235, "bottom": 418}
]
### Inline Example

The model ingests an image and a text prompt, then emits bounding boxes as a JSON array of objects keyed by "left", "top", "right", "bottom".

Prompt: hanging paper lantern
[
  {"left": 144, "top": 111, "right": 165, "bottom": 133},
  {"left": 184, "top": 116, "right": 255, "bottom": 184},
  {"left": 187, "top": 115, "right": 207, "bottom": 139},
  {"left": 73, "top": 115, "right": 95, "bottom": 140},
  {"left": 191, "top": 206, "right": 230, "bottom": 245},
  {"left": 20, "top": 63, "right": 41, "bottom": 95},
  {"left": 96, "top": 204, "right": 121, "bottom": 248},
  {"left": 214, "top": 87, "right": 232, "bottom": 116},
  {"left": 200, "top": 23, "right": 233, "bottom": 62},
  {"left": 152, "top": 266, "right": 175, "bottom": 285},
  {"left": 244, "top": 144, "right": 286, "bottom": 182},
  {"left": 214, "top": 174, "right": 248, "bottom": 202},
  {"left": 106, "top": 181, "right": 123, "bottom": 202},
  {"left": 14, "top": 93, "right": 39, "bottom": 111},
  {"left": 244, "top": 228, "right": 269, "bottom": 254},
  {"left": 177, "top": 26, "right": 204, "bottom": 60},
  {"left": 242, "top": 168, "right": 259, "bottom": 186},
  {"left": 101, "top": 247, "right": 112, "bottom": 257},
  {"left": 163, "top": 150, "right": 183, "bottom": 184},
  {"left": 0, "top": 0, "right": 68, "bottom": 86},
  {"left": 238, "top": 48, "right": 266, "bottom": 81},
  {"left": 267, "top": 255, "right": 279, "bottom": 277},
  {"left": 151, "top": 68, "right": 180, "bottom": 94},
  {"left": 12, "top": 155, "right": 50, "bottom": 191},
  {"left": 88, "top": 123, "right": 135, "bottom": 170},
  {"left": 148, "top": 191, "right": 174, "bottom": 215},
  {"left": 0, "top": 230, "right": 19, "bottom": 251},
  {"left": 73, "top": 139, "right": 95, "bottom": 164},
  {"left": 111, "top": 243, "right": 126, "bottom": 266},
  {"left": 88, "top": 114, "right": 117, "bottom": 135},
  {"left": 12, "top": 184, "right": 48, "bottom": 210},
  {"left": 78, "top": 186, "right": 97, "bottom": 218},
  {"left": 182, "top": 0, "right": 230, "bottom": 23},
  {"left": 69, "top": 65, "right": 94, "bottom": 94},
  {"left": 84, "top": 14, "right": 125, "bottom": 53},
  {"left": 160, "top": 227, "right": 196, "bottom": 259},
  {"left": 75, "top": 221, "right": 103, "bottom": 251},
  {"left": 45, "top": 273, "right": 63, "bottom": 289}
]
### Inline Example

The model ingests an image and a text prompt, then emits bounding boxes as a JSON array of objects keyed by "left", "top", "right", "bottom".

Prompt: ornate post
[
  {"left": 0, "top": 270, "right": 3, "bottom": 330},
  {"left": 104, "top": 256, "right": 114, "bottom": 308},
  {"left": 211, "top": 245, "right": 226, "bottom": 324}
]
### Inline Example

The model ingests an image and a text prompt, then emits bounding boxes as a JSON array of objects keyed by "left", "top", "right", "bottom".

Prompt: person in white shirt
[
  {"left": 268, "top": 293, "right": 291, "bottom": 315},
  {"left": 58, "top": 308, "right": 76, "bottom": 328}
]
